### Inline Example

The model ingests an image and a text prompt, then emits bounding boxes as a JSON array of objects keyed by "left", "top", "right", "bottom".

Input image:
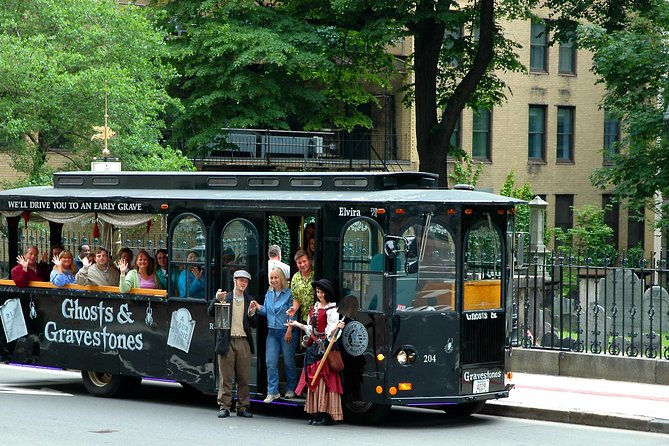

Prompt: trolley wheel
[
  {"left": 81, "top": 371, "right": 141, "bottom": 398},
  {"left": 443, "top": 400, "right": 486, "bottom": 417},
  {"left": 342, "top": 399, "right": 391, "bottom": 424}
]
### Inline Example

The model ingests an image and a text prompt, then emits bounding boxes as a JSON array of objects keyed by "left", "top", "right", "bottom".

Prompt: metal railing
[
  {"left": 194, "top": 128, "right": 406, "bottom": 171},
  {"left": 510, "top": 248, "right": 669, "bottom": 360}
]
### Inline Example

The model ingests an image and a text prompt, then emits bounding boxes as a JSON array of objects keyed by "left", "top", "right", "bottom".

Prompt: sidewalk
[{"left": 481, "top": 372, "right": 669, "bottom": 434}]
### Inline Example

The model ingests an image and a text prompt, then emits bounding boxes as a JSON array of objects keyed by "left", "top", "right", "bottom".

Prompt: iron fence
[
  {"left": 511, "top": 246, "right": 669, "bottom": 360},
  {"left": 194, "top": 128, "right": 406, "bottom": 172}
]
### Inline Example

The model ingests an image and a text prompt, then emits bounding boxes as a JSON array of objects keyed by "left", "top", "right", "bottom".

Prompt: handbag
[{"left": 327, "top": 348, "right": 344, "bottom": 372}]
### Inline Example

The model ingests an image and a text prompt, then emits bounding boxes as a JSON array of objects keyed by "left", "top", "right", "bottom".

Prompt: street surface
[{"left": 0, "top": 364, "right": 666, "bottom": 446}]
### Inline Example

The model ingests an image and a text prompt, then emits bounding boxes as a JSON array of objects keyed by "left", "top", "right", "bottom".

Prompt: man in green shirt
[{"left": 289, "top": 249, "right": 314, "bottom": 323}]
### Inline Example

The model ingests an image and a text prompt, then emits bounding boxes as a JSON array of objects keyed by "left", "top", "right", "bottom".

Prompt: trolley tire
[
  {"left": 443, "top": 400, "right": 486, "bottom": 417},
  {"left": 81, "top": 371, "right": 140, "bottom": 398},
  {"left": 342, "top": 399, "right": 391, "bottom": 424}
]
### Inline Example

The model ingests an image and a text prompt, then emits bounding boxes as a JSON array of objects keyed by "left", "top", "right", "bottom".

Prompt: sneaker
[
  {"left": 237, "top": 410, "right": 253, "bottom": 418},
  {"left": 284, "top": 390, "right": 298, "bottom": 399},
  {"left": 263, "top": 393, "right": 280, "bottom": 403},
  {"left": 218, "top": 408, "right": 230, "bottom": 418}
]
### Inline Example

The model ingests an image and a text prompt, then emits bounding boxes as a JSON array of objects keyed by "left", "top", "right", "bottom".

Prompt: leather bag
[{"left": 327, "top": 349, "right": 344, "bottom": 372}]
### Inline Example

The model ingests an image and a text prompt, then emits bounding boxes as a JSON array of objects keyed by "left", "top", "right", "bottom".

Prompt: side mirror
[
  {"left": 384, "top": 235, "right": 419, "bottom": 276},
  {"left": 384, "top": 239, "right": 399, "bottom": 258},
  {"left": 404, "top": 236, "right": 417, "bottom": 258},
  {"left": 404, "top": 236, "right": 418, "bottom": 274}
]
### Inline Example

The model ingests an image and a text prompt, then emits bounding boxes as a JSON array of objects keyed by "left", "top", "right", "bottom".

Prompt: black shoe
[
  {"left": 218, "top": 408, "right": 230, "bottom": 418},
  {"left": 237, "top": 410, "right": 253, "bottom": 418},
  {"left": 312, "top": 414, "right": 333, "bottom": 426}
]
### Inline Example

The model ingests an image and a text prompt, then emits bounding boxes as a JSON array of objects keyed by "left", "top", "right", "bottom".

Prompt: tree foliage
[
  {"left": 544, "top": 1, "right": 669, "bottom": 228},
  {"left": 552, "top": 205, "right": 616, "bottom": 260},
  {"left": 154, "top": 0, "right": 534, "bottom": 179},
  {"left": 499, "top": 170, "right": 534, "bottom": 235},
  {"left": 153, "top": 0, "right": 396, "bottom": 152},
  {"left": 0, "top": 0, "right": 192, "bottom": 186},
  {"left": 449, "top": 153, "right": 483, "bottom": 187}
]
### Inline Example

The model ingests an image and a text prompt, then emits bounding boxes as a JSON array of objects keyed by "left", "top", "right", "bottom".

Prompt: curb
[{"left": 481, "top": 402, "right": 669, "bottom": 434}]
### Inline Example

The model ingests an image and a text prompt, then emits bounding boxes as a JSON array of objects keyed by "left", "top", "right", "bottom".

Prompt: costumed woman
[{"left": 289, "top": 278, "right": 345, "bottom": 425}]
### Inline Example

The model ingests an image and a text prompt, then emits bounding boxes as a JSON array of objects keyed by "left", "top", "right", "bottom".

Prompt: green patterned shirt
[{"left": 291, "top": 269, "right": 314, "bottom": 322}]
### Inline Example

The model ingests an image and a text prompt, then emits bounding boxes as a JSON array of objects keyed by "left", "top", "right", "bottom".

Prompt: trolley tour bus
[{"left": 0, "top": 170, "right": 518, "bottom": 422}]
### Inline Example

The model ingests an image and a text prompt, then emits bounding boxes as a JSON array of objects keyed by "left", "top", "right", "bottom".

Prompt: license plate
[{"left": 473, "top": 378, "right": 489, "bottom": 394}]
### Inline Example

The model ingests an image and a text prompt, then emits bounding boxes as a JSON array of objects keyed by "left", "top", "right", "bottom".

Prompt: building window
[
  {"left": 603, "top": 111, "right": 620, "bottom": 163},
  {"left": 557, "top": 106, "right": 574, "bottom": 162},
  {"left": 530, "top": 21, "right": 548, "bottom": 72},
  {"left": 558, "top": 38, "right": 576, "bottom": 74},
  {"left": 450, "top": 115, "right": 461, "bottom": 151},
  {"left": 602, "top": 194, "right": 619, "bottom": 250},
  {"left": 555, "top": 195, "right": 574, "bottom": 243},
  {"left": 627, "top": 206, "right": 645, "bottom": 250},
  {"left": 443, "top": 27, "right": 462, "bottom": 66},
  {"left": 528, "top": 105, "right": 546, "bottom": 161},
  {"left": 472, "top": 109, "right": 491, "bottom": 161}
]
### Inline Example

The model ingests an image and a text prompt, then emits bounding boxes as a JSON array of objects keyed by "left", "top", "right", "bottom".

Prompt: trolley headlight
[{"left": 396, "top": 349, "right": 416, "bottom": 366}]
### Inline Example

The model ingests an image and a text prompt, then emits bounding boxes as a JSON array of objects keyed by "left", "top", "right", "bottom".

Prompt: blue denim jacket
[{"left": 258, "top": 287, "right": 292, "bottom": 329}]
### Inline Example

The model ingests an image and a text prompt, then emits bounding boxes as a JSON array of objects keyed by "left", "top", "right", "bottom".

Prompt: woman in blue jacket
[{"left": 250, "top": 267, "right": 298, "bottom": 402}]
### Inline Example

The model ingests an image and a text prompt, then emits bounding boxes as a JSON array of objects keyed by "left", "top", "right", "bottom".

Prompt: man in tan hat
[{"left": 207, "top": 269, "right": 257, "bottom": 418}]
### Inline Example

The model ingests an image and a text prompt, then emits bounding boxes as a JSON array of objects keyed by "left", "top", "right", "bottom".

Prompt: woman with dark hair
[
  {"left": 118, "top": 249, "right": 161, "bottom": 292},
  {"left": 155, "top": 248, "right": 168, "bottom": 289},
  {"left": 178, "top": 250, "right": 205, "bottom": 298},
  {"left": 289, "top": 278, "right": 345, "bottom": 425}
]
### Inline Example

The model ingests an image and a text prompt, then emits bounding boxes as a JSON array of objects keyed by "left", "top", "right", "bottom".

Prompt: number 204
[{"left": 423, "top": 354, "right": 436, "bottom": 363}]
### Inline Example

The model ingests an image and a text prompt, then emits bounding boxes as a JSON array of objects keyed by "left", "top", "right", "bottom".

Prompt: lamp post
[{"left": 656, "top": 101, "right": 669, "bottom": 259}]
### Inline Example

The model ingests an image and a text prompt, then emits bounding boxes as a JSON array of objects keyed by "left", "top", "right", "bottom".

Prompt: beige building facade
[{"left": 392, "top": 12, "right": 655, "bottom": 254}]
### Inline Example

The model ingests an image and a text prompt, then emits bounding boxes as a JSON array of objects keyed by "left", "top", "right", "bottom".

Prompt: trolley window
[
  {"left": 220, "top": 218, "right": 259, "bottom": 295},
  {"left": 463, "top": 217, "right": 503, "bottom": 311},
  {"left": 170, "top": 214, "right": 206, "bottom": 299},
  {"left": 397, "top": 221, "right": 456, "bottom": 312},
  {"left": 341, "top": 218, "right": 384, "bottom": 311}
]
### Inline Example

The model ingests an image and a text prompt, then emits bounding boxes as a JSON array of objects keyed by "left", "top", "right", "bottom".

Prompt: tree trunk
[{"left": 414, "top": 0, "right": 496, "bottom": 188}]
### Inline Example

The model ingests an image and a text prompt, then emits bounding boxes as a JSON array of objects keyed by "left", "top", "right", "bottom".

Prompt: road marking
[{"left": 0, "top": 386, "right": 73, "bottom": 396}]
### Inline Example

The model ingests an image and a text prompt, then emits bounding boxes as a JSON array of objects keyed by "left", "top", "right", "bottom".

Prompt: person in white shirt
[{"left": 267, "top": 244, "right": 290, "bottom": 280}]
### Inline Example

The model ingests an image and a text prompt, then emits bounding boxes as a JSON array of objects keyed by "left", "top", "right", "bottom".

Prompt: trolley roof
[{"left": 0, "top": 171, "right": 523, "bottom": 212}]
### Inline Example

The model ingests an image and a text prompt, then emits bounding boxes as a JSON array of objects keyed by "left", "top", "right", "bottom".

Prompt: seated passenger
[
  {"left": 118, "top": 249, "right": 161, "bottom": 292},
  {"left": 50, "top": 250, "right": 78, "bottom": 286},
  {"left": 178, "top": 251, "right": 205, "bottom": 298},
  {"left": 155, "top": 248, "right": 168, "bottom": 289},
  {"left": 40, "top": 243, "right": 63, "bottom": 271},
  {"left": 76, "top": 247, "right": 120, "bottom": 286},
  {"left": 74, "top": 244, "right": 91, "bottom": 270},
  {"left": 12, "top": 245, "right": 50, "bottom": 287},
  {"left": 117, "top": 247, "right": 133, "bottom": 268}
]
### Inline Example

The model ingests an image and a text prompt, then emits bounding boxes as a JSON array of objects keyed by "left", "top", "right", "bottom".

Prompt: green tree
[
  {"left": 449, "top": 153, "right": 483, "bottom": 187},
  {"left": 499, "top": 170, "right": 534, "bottom": 235},
  {"left": 0, "top": 0, "right": 192, "bottom": 187},
  {"left": 154, "top": 0, "right": 395, "bottom": 152},
  {"left": 542, "top": 1, "right": 668, "bottom": 227},
  {"left": 552, "top": 205, "right": 616, "bottom": 261},
  {"left": 154, "top": 1, "right": 535, "bottom": 179}
]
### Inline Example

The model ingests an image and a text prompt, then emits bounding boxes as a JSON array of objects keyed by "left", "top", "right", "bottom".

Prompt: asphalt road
[{"left": 0, "top": 364, "right": 666, "bottom": 446}]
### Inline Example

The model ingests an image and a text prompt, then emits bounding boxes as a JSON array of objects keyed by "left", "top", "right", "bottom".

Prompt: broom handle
[{"left": 310, "top": 325, "right": 341, "bottom": 386}]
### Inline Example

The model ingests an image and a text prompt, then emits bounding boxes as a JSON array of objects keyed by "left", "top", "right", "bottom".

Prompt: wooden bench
[{"left": 0, "top": 279, "right": 167, "bottom": 297}]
